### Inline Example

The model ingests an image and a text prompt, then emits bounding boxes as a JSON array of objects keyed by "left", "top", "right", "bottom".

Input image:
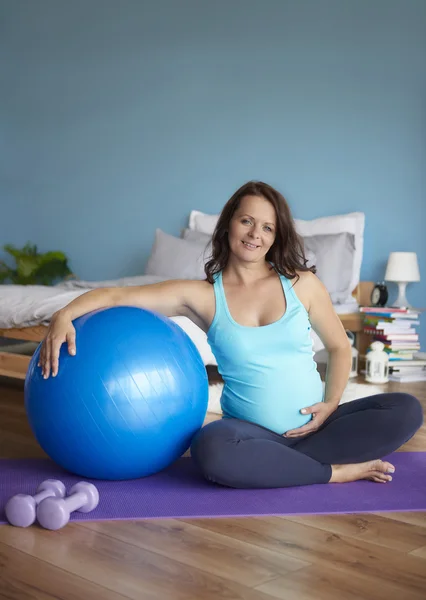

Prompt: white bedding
[{"left": 0, "top": 275, "right": 357, "bottom": 364}]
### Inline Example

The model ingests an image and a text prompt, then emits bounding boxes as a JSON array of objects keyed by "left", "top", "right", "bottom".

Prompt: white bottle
[{"left": 365, "top": 341, "right": 389, "bottom": 384}]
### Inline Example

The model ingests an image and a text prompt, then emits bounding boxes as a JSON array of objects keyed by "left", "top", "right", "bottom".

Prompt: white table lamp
[{"left": 384, "top": 252, "right": 420, "bottom": 307}]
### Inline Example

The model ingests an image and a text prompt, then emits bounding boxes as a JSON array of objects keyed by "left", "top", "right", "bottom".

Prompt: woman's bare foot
[{"left": 330, "top": 459, "right": 395, "bottom": 484}]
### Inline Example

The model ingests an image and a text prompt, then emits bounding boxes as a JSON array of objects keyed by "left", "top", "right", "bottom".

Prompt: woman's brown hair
[{"left": 204, "top": 181, "right": 316, "bottom": 284}]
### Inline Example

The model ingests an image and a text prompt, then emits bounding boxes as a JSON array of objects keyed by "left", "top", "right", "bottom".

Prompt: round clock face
[
  {"left": 371, "top": 284, "right": 388, "bottom": 307},
  {"left": 371, "top": 287, "right": 381, "bottom": 305}
]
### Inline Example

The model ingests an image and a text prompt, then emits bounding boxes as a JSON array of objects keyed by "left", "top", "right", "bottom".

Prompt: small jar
[{"left": 365, "top": 341, "right": 389, "bottom": 384}]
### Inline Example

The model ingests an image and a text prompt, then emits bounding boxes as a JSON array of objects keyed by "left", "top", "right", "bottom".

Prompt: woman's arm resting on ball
[
  {"left": 41, "top": 280, "right": 199, "bottom": 378},
  {"left": 60, "top": 280, "right": 193, "bottom": 321}
]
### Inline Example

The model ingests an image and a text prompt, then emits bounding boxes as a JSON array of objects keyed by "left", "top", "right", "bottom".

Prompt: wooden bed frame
[{"left": 0, "top": 282, "right": 375, "bottom": 380}]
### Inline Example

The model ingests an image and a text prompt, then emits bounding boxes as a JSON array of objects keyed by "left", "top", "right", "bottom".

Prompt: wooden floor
[{"left": 1, "top": 375, "right": 425, "bottom": 600}]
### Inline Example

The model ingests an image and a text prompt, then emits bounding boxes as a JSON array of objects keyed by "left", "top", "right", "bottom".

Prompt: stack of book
[
  {"left": 360, "top": 306, "right": 425, "bottom": 381},
  {"left": 387, "top": 359, "right": 426, "bottom": 383},
  {"left": 360, "top": 307, "right": 420, "bottom": 359}
]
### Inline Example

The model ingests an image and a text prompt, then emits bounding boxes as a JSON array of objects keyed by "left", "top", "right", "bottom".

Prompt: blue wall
[{"left": 1, "top": 0, "right": 425, "bottom": 347}]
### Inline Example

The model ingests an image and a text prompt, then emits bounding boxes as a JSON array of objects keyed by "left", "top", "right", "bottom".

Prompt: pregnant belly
[{"left": 221, "top": 376, "right": 324, "bottom": 435}]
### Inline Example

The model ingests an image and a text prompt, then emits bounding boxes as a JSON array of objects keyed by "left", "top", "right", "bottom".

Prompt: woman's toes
[
  {"left": 382, "top": 461, "right": 396, "bottom": 474},
  {"left": 372, "top": 471, "right": 392, "bottom": 482},
  {"left": 371, "top": 459, "right": 395, "bottom": 475}
]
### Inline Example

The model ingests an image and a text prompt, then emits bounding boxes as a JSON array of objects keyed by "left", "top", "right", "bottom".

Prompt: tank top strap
[
  {"left": 210, "top": 271, "right": 228, "bottom": 329},
  {"left": 279, "top": 273, "right": 299, "bottom": 310}
]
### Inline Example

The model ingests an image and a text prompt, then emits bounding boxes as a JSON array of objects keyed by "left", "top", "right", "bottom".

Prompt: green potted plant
[{"left": 0, "top": 242, "right": 74, "bottom": 285}]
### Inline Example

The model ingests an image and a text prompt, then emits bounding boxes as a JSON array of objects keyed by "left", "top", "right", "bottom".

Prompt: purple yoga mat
[{"left": 1, "top": 452, "right": 425, "bottom": 526}]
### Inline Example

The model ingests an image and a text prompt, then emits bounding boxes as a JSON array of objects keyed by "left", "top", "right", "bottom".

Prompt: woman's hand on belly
[{"left": 283, "top": 402, "right": 336, "bottom": 438}]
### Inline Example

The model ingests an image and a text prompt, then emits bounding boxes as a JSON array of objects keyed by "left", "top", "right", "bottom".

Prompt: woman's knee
[
  {"left": 190, "top": 421, "right": 235, "bottom": 478},
  {"left": 391, "top": 393, "right": 424, "bottom": 431}
]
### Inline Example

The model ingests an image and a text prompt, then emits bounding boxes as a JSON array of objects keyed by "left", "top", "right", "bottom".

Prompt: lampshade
[{"left": 384, "top": 252, "right": 420, "bottom": 283}]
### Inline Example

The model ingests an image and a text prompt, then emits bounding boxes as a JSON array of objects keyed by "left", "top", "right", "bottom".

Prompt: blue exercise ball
[{"left": 25, "top": 307, "right": 208, "bottom": 480}]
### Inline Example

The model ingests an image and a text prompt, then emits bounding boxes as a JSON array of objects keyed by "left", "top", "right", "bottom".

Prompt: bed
[{"left": 0, "top": 210, "right": 372, "bottom": 380}]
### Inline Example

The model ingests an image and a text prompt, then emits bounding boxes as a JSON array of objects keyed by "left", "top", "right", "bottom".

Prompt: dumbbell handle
[
  {"left": 62, "top": 491, "right": 89, "bottom": 513},
  {"left": 33, "top": 488, "right": 57, "bottom": 504}
]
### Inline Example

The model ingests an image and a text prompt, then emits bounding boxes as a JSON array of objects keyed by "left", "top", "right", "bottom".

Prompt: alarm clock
[{"left": 370, "top": 282, "right": 388, "bottom": 307}]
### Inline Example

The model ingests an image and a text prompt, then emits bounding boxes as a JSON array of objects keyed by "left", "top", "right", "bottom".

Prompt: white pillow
[
  {"left": 303, "top": 232, "right": 355, "bottom": 304},
  {"left": 145, "top": 229, "right": 210, "bottom": 280},
  {"left": 295, "top": 213, "right": 365, "bottom": 306},
  {"left": 188, "top": 210, "right": 219, "bottom": 235},
  {"left": 182, "top": 228, "right": 212, "bottom": 246}
]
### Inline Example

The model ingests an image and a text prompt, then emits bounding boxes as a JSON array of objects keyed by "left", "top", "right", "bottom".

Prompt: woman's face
[{"left": 228, "top": 195, "right": 277, "bottom": 264}]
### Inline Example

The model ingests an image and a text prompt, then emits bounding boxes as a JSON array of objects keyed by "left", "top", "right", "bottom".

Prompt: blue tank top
[{"left": 207, "top": 270, "right": 324, "bottom": 434}]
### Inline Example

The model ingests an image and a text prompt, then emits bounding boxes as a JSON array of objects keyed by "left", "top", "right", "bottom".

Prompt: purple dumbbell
[
  {"left": 36, "top": 481, "right": 99, "bottom": 530},
  {"left": 5, "top": 479, "right": 66, "bottom": 527}
]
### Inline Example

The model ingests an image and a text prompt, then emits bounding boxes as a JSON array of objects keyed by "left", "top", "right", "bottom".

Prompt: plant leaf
[
  {"left": 3, "top": 243, "right": 38, "bottom": 259},
  {"left": 38, "top": 251, "right": 69, "bottom": 266},
  {"left": 1, "top": 243, "right": 73, "bottom": 285},
  {"left": 16, "top": 256, "right": 40, "bottom": 278},
  {"left": 35, "top": 259, "right": 72, "bottom": 285}
]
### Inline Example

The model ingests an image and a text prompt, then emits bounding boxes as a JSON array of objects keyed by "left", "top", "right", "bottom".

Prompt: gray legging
[{"left": 190, "top": 392, "right": 423, "bottom": 488}]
